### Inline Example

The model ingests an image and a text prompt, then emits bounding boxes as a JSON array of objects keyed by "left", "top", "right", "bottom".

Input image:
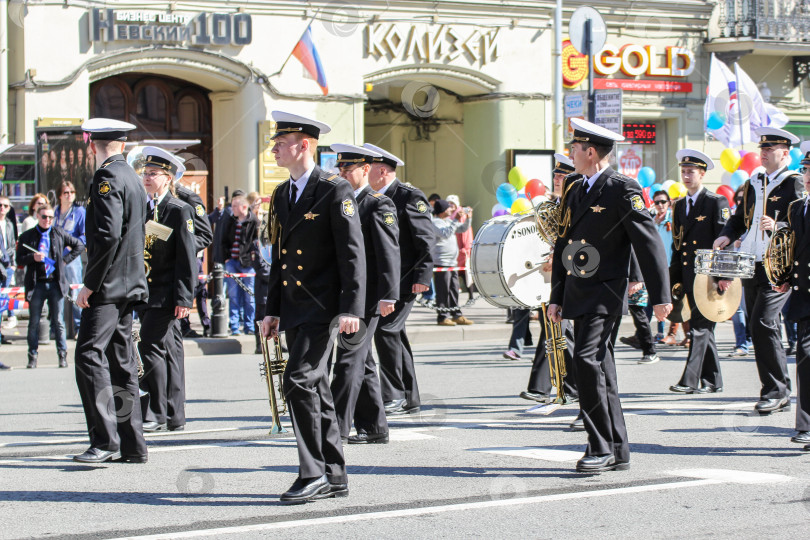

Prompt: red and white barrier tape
[{"left": 433, "top": 266, "right": 467, "bottom": 272}]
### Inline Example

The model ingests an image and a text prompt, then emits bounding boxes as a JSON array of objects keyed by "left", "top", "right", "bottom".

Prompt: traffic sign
[{"left": 569, "top": 7, "right": 607, "bottom": 57}]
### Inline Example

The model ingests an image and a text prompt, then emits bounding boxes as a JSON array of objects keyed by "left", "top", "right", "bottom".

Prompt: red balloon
[
  {"left": 739, "top": 152, "right": 761, "bottom": 174},
  {"left": 524, "top": 179, "right": 547, "bottom": 199},
  {"left": 641, "top": 187, "right": 652, "bottom": 208},
  {"left": 716, "top": 184, "right": 735, "bottom": 205}
]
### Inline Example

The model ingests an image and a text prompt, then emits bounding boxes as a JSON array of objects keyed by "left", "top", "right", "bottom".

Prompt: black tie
[
  {"left": 289, "top": 183, "right": 298, "bottom": 210},
  {"left": 687, "top": 198, "right": 693, "bottom": 217}
]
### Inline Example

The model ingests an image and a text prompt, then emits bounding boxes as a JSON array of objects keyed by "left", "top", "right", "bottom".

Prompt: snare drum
[
  {"left": 694, "top": 249, "right": 755, "bottom": 279},
  {"left": 470, "top": 213, "right": 551, "bottom": 309}
]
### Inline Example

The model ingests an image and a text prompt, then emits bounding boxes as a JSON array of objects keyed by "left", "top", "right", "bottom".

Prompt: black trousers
[
  {"left": 628, "top": 305, "right": 655, "bottom": 355},
  {"left": 527, "top": 318, "right": 578, "bottom": 399},
  {"left": 434, "top": 270, "right": 461, "bottom": 322},
  {"left": 508, "top": 309, "right": 533, "bottom": 356},
  {"left": 138, "top": 308, "right": 185, "bottom": 428},
  {"left": 284, "top": 323, "right": 346, "bottom": 483},
  {"left": 74, "top": 302, "right": 146, "bottom": 456},
  {"left": 796, "top": 319, "right": 810, "bottom": 432},
  {"left": 744, "top": 263, "right": 792, "bottom": 399},
  {"left": 330, "top": 316, "right": 387, "bottom": 438},
  {"left": 677, "top": 299, "right": 722, "bottom": 389},
  {"left": 180, "top": 257, "right": 210, "bottom": 333},
  {"left": 374, "top": 295, "right": 421, "bottom": 408},
  {"left": 574, "top": 314, "right": 629, "bottom": 462}
]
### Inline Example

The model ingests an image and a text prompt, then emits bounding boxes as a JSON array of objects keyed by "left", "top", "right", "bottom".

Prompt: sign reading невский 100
[{"left": 89, "top": 8, "right": 252, "bottom": 46}]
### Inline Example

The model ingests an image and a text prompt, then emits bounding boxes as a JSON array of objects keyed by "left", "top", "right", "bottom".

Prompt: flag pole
[
  {"left": 734, "top": 62, "right": 746, "bottom": 150},
  {"left": 270, "top": 9, "right": 322, "bottom": 77}
]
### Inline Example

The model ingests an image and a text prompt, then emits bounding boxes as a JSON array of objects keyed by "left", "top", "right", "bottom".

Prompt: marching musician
[
  {"left": 329, "top": 143, "right": 400, "bottom": 444},
  {"left": 365, "top": 143, "right": 434, "bottom": 416},
  {"left": 772, "top": 141, "right": 810, "bottom": 449},
  {"left": 137, "top": 147, "right": 197, "bottom": 433},
  {"left": 261, "top": 111, "right": 366, "bottom": 503},
  {"left": 715, "top": 127, "right": 803, "bottom": 415},
  {"left": 668, "top": 149, "right": 729, "bottom": 394},
  {"left": 522, "top": 154, "right": 579, "bottom": 420},
  {"left": 548, "top": 119, "right": 671, "bottom": 473},
  {"left": 73, "top": 118, "right": 149, "bottom": 464}
]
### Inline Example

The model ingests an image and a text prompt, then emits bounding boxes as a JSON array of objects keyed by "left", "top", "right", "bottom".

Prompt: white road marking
[
  {"left": 471, "top": 447, "right": 582, "bottom": 462},
  {"left": 106, "top": 469, "right": 792, "bottom": 539}
]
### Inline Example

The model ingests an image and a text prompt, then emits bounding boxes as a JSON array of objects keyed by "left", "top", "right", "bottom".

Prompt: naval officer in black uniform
[
  {"left": 715, "top": 127, "right": 803, "bottom": 414},
  {"left": 261, "top": 112, "right": 366, "bottom": 503},
  {"left": 364, "top": 143, "right": 434, "bottom": 416},
  {"left": 548, "top": 118, "right": 671, "bottom": 473},
  {"left": 329, "top": 143, "right": 400, "bottom": 444},
  {"left": 773, "top": 141, "right": 810, "bottom": 448},
  {"left": 136, "top": 147, "right": 197, "bottom": 433},
  {"left": 668, "top": 149, "right": 729, "bottom": 394},
  {"left": 73, "top": 118, "right": 149, "bottom": 464}
]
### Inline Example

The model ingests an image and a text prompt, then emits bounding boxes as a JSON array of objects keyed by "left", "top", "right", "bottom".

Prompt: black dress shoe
[
  {"left": 1, "top": 337, "right": 12, "bottom": 345},
  {"left": 202, "top": 327, "right": 211, "bottom": 338},
  {"left": 791, "top": 431, "right": 810, "bottom": 444},
  {"left": 669, "top": 384, "right": 696, "bottom": 394},
  {"left": 755, "top": 397, "right": 791, "bottom": 415},
  {"left": 804, "top": 444, "right": 810, "bottom": 452},
  {"left": 348, "top": 432, "right": 389, "bottom": 444},
  {"left": 329, "top": 481, "right": 349, "bottom": 498},
  {"left": 576, "top": 454, "right": 616, "bottom": 472},
  {"left": 142, "top": 422, "right": 168, "bottom": 432},
  {"left": 619, "top": 335, "right": 642, "bottom": 350},
  {"left": 386, "top": 404, "right": 420, "bottom": 416},
  {"left": 280, "top": 475, "right": 331, "bottom": 503},
  {"left": 0, "top": 362, "right": 11, "bottom": 370},
  {"left": 569, "top": 416, "right": 585, "bottom": 431},
  {"left": 519, "top": 391, "right": 549, "bottom": 403},
  {"left": 73, "top": 447, "right": 121, "bottom": 463},
  {"left": 168, "top": 424, "right": 185, "bottom": 432},
  {"left": 695, "top": 386, "right": 723, "bottom": 394},
  {"left": 183, "top": 329, "right": 202, "bottom": 338},
  {"left": 114, "top": 454, "right": 148, "bottom": 463},
  {"left": 384, "top": 399, "right": 406, "bottom": 411}
]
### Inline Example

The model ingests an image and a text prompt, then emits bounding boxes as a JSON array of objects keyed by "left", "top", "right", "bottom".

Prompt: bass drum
[{"left": 471, "top": 213, "right": 552, "bottom": 309}]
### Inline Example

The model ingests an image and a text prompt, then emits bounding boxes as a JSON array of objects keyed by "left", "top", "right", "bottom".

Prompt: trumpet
[
  {"left": 256, "top": 322, "right": 288, "bottom": 434},
  {"left": 541, "top": 303, "right": 567, "bottom": 404}
]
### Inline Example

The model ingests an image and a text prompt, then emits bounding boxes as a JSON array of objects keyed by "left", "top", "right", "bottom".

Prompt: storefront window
[
  {"left": 136, "top": 84, "right": 168, "bottom": 132},
  {"left": 93, "top": 84, "right": 127, "bottom": 120}
]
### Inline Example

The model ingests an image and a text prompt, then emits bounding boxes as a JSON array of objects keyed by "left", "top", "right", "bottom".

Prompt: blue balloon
[
  {"left": 730, "top": 170, "right": 748, "bottom": 190},
  {"left": 649, "top": 183, "right": 664, "bottom": 196},
  {"left": 638, "top": 167, "right": 656, "bottom": 188},
  {"left": 706, "top": 111, "right": 725, "bottom": 131},
  {"left": 496, "top": 183, "right": 518, "bottom": 208},
  {"left": 790, "top": 147, "right": 803, "bottom": 170}
]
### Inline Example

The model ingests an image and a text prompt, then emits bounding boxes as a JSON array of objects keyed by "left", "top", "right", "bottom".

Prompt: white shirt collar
[
  {"left": 584, "top": 164, "right": 610, "bottom": 191},
  {"left": 376, "top": 179, "right": 394, "bottom": 195},
  {"left": 687, "top": 186, "right": 704, "bottom": 205},
  {"left": 290, "top": 165, "right": 316, "bottom": 202},
  {"left": 353, "top": 185, "right": 366, "bottom": 198}
]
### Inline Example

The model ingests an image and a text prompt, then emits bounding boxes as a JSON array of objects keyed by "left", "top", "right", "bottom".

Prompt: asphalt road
[{"left": 1, "top": 321, "right": 809, "bottom": 539}]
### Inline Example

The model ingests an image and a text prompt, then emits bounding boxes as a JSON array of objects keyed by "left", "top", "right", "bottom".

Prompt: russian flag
[{"left": 292, "top": 26, "right": 328, "bottom": 96}]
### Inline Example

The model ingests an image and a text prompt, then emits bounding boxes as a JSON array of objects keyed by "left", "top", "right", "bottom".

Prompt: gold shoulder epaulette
[
  {"left": 325, "top": 174, "right": 338, "bottom": 183},
  {"left": 371, "top": 192, "right": 383, "bottom": 198}
]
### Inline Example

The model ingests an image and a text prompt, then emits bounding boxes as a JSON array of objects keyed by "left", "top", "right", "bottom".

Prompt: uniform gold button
[
  {"left": 795, "top": 274, "right": 799, "bottom": 278},
  {"left": 684, "top": 262, "right": 688, "bottom": 266},
  {"left": 568, "top": 240, "right": 572, "bottom": 244},
  {"left": 683, "top": 252, "right": 687, "bottom": 256},
  {"left": 794, "top": 286, "right": 799, "bottom": 291},
  {"left": 296, "top": 281, "right": 301, "bottom": 286},
  {"left": 148, "top": 278, "right": 152, "bottom": 283},
  {"left": 581, "top": 239, "right": 586, "bottom": 244},
  {"left": 297, "top": 250, "right": 302, "bottom": 254},
  {"left": 567, "top": 271, "right": 571, "bottom": 275},
  {"left": 282, "top": 249, "right": 287, "bottom": 254},
  {"left": 298, "top": 265, "right": 303, "bottom": 270},
  {"left": 283, "top": 281, "right": 288, "bottom": 286},
  {"left": 693, "top": 240, "right": 697, "bottom": 244},
  {"left": 580, "top": 270, "right": 586, "bottom": 275},
  {"left": 567, "top": 255, "right": 572, "bottom": 260},
  {"left": 282, "top": 264, "right": 287, "bottom": 269},
  {"left": 795, "top": 262, "right": 799, "bottom": 266}
]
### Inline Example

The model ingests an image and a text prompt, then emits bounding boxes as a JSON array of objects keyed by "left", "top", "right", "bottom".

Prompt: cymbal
[
  {"left": 667, "top": 291, "right": 691, "bottom": 323},
  {"left": 693, "top": 274, "right": 742, "bottom": 323}
]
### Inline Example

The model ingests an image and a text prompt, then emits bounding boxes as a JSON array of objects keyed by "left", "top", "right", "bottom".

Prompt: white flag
[
  {"left": 704, "top": 54, "right": 746, "bottom": 147},
  {"left": 734, "top": 62, "right": 788, "bottom": 135}
]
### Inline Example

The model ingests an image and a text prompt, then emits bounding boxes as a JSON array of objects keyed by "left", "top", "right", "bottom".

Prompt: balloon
[
  {"left": 720, "top": 171, "right": 733, "bottom": 186},
  {"left": 530, "top": 195, "right": 547, "bottom": 206},
  {"left": 661, "top": 179, "right": 676, "bottom": 192},
  {"left": 649, "top": 183, "right": 663, "bottom": 196},
  {"left": 730, "top": 173, "right": 746, "bottom": 189},
  {"left": 668, "top": 182, "right": 687, "bottom": 199},
  {"left": 508, "top": 166, "right": 529, "bottom": 190},
  {"left": 637, "top": 167, "right": 656, "bottom": 188},
  {"left": 495, "top": 183, "right": 518, "bottom": 208},
  {"left": 510, "top": 197, "right": 533, "bottom": 214},
  {"left": 739, "top": 152, "right": 761, "bottom": 174},
  {"left": 716, "top": 185, "right": 735, "bottom": 205},
  {"left": 491, "top": 203, "right": 507, "bottom": 217},
  {"left": 720, "top": 148, "right": 742, "bottom": 173},
  {"left": 706, "top": 112, "right": 726, "bottom": 131},
  {"left": 641, "top": 187, "right": 652, "bottom": 208},
  {"left": 790, "top": 147, "right": 803, "bottom": 170},
  {"left": 524, "top": 178, "right": 547, "bottom": 200}
]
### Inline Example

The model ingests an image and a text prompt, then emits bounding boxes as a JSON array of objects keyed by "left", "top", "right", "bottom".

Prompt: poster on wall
[
  {"left": 35, "top": 122, "right": 95, "bottom": 203},
  {"left": 617, "top": 144, "right": 644, "bottom": 180},
  {"left": 508, "top": 150, "right": 555, "bottom": 192}
]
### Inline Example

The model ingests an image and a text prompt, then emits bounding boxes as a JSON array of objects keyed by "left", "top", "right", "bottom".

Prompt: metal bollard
[
  {"left": 38, "top": 302, "right": 51, "bottom": 345},
  {"left": 210, "top": 263, "right": 228, "bottom": 338}
]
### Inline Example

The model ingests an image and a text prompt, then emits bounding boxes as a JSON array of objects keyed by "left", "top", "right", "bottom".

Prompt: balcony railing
[{"left": 717, "top": 0, "right": 810, "bottom": 40}]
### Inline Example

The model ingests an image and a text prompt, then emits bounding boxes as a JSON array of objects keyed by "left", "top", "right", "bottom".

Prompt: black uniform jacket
[
  {"left": 384, "top": 179, "right": 434, "bottom": 297},
  {"left": 84, "top": 154, "right": 148, "bottom": 306},
  {"left": 356, "top": 185, "right": 401, "bottom": 315},
  {"left": 550, "top": 167, "right": 670, "bottom": 319},
  {"left": 670, "top": 188, "right": 730, "bottom": 295},
  {"left": 176, "top": 184, "right": 214, "bottom": 252},
  {"left": 785, "top": 198, "right": 810, "bottom": 321},
  {"left": 266, "top": 166, "right": 366, "bottom": 330},
  {"left": 144, "top": 193, "right": 196, "bottom": 309},
  {"left": 17, "top": 227, "right": 85, "bottom": 299},
  {"left": 720, "top": 167, "right": 803, "bottom": 242}
]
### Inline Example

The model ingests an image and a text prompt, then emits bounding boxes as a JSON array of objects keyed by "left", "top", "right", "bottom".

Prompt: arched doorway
[{"left": 90, "top": 74, "right": 213, "bottom": 207}]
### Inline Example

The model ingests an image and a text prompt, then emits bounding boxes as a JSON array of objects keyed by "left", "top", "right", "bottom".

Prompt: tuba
[
  {"left": 541, "top": 303, "right": 568, "bottom": 404},
  {"left": 256, "top": 322, "right": 288, "bottom": 434},
  {"left": 764, "top": 224, "right": 795, "bottom": 286}
]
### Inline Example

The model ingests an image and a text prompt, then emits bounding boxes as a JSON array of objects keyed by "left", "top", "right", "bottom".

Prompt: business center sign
[{"left": 89, "top": 8, "right": 252, "bottom": 46}]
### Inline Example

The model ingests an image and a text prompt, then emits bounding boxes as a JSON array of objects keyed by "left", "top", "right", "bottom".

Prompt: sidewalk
[{"left": 0, "top": 297, "right": 640, "bottom": 368}]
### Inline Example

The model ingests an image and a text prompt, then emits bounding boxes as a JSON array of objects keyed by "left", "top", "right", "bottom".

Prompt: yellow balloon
[
  {"left": 510, "top": 197, "right": 533, "bottom": 214},
  {"left": 668, "top": 182, "right": 687, "bottom": 199},
  {"left": 508, "top": 166, "right": 529, "bottom": 190},
  {"left": 720, "top": 148, "right": 742, "bottom": 173}
]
